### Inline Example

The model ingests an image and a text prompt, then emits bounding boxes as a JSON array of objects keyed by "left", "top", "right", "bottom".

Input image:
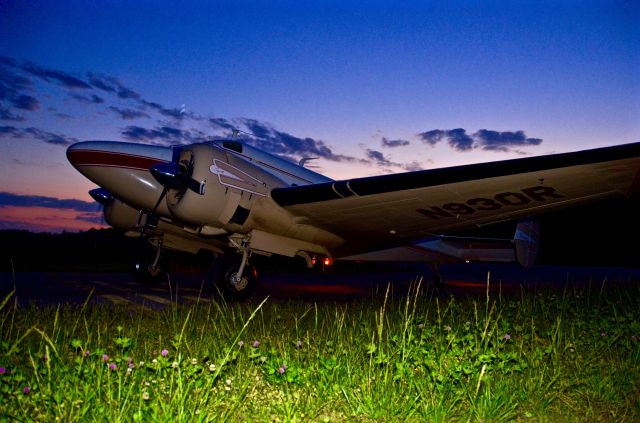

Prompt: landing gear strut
[{"left": 207, "top": 252, "right": 257, "bottom": 301}]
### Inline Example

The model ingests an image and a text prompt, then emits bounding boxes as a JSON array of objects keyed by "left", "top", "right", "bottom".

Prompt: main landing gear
[{"left": 207, "top": 251, "right": 257, "bottom": 301}]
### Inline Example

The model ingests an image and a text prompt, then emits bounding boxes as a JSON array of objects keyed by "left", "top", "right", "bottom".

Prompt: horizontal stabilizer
[{"left": 339, "top": 220, "right": 539, "bottom": 267}]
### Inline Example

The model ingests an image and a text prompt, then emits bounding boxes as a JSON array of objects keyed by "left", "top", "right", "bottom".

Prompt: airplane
[{"left": 66, "top": 138, "right": 640, "bottom": 300}]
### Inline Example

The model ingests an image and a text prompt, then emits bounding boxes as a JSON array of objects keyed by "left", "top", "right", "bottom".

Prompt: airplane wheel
[
  {"left": 208, "top": 253, "right": 257, "bottom": 301},
  {"left": 133, "top": 260, "right": 165, "bottom": 285}
]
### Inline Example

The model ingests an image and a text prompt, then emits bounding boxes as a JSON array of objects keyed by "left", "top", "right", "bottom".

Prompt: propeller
[
  {"left": 89, "top": 188, "right": 113, "bottom": 205},
  {"left": 150, "top": 159, "right": 204, "bottom": 196}
]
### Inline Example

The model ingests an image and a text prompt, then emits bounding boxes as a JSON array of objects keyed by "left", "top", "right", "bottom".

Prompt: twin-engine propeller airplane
[{"left": 67, "top": 139, "right": 640, "bottom": 300}]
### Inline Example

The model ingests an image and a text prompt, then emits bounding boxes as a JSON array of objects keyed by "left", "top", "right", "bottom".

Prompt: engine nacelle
[
  {"left": 104, "top": 198, "right": 141, "bottom": 231},
  {"left": 166, "top": 143, "right": 287, "bottom": 232}
]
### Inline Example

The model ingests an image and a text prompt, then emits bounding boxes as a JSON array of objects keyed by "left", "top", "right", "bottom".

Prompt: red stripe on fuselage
[{"left": 68, "top": 150, "right": 167, "bottom": 171}]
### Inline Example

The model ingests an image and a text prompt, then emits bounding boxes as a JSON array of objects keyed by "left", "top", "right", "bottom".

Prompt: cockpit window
[{"left": 222, "top": 140, "right": 243, "bottom": 153}]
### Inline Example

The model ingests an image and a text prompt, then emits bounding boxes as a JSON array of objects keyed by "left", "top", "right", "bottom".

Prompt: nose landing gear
[{"left": 133, "top": 237, "right": 166, "bottom": 285}]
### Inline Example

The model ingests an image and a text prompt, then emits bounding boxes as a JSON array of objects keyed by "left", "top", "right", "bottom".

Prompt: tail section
[{"left": 513, "top": 219, "right": 539, "bottom": 269}]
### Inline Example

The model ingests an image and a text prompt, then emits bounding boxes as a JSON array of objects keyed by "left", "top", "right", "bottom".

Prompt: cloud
[
  {"left": 3, "top": 56, "right": 198, "bottom": 131},
  {"left": 446, "top": 128, "right": 475, "bottom": 151},
  {"left": 473, "top": 129, "right": 543, "bottom": 151},
  {"left": 0, "top": 107, "right": 24, "bottom": 122},
  {"left": 365, "top": 148, "right": 424, "bottom": 171},
  {"left": 0, "top": 192, "right": 99, "bottom": 212},
  {"left": 121, "top": 125, "right": 206, "bottom": 145},
  {"left": 0, "top": 60, "right": 38, "bottom": 113},
  {"left": 108, "top": 106, "right": 150, "bottom": 120},
  {"left": 366, "top": 149, "right": 393, "bottom": 167},
  {"left": 210, "top": 117, "right": 237, "bottom": 131},
  {"left": 22, "top": 61, "right": 91, "bottom": 89},
  {"left": 381, "top": 137, "right": 410, "bottom": 148},
  {"left": 0, "top": 126, "right": 77, "bottom": 145},
  {"left": 210, "top": 118, "right": 425, "bottom": 170},
  {"left": 70, "top": 93, "right": 104, "bottom": 104},
  {"left": 418, "top": 128, "right": 542, "bottom": 153},
  {"left": 0, "top": 56, "right": 17, "bottom": 67},
  {"left": 0, "top": 72, "right": 32, "bottom": 99},
  {"left": 23, "top": 127, "right": 78, "bottom": 145},
  {"left": 75, "top": 212, "right": 104, "bottom": 224},
  {"left": 87, "top": 73, "right": 140, "bottom": 99},
  {"left": 418, "top": 129, "right": 445, "bottom": 146},
  {"left": 238, "top": 118, "right": 360, "bottom": 163},
  {"left": 12, "top": 94, "right": 40, "bottom": 111},
  {"left": 0, "top": 125, "right": 21, "bottom": 137},
  {"left": 402, "top": 161, "right": 425, "bottom": 172},
  {"left": 140, "top": 100, "right": 194, "bottom": 120}
]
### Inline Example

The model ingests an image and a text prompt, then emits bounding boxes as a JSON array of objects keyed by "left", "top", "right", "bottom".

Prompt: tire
[
  {"left": 207, "top": 253, "right": 257, "bottom": 301},
  {"left": 132, "top": 259, "right": 165, "bottom": 285}
]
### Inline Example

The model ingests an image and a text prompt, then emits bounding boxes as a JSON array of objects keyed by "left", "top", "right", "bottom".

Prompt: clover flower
[
  {"left": 191, "top": 358, "right": 197, "bottom": 365},
  {"left": 102, "top": 354, "right": 109, "bottom": 362},
  {"left": 238, "top": 340, "right": 245, "bottom": 347},
  {"left": 296, "top": 340, "right": 303, "bottom": 348},
  {"left": 23, "top": 386, "right": 30, "bottom": 394},
  {"left": 504, "top": 333, "right": 511, "bottom": 340},
  {"left": 84, "top": 350, "right": 90, "bottom": 358},
  {"left": 445, "top": 325, "right": 452, "bottom": 332},
  {"left": 209, "top": 363, "right": 216, "bottom": 372},
  {"left": 128, "top": 362, "right": 135, "bottom": 369},
  {"left": 142, "top": 391, "right": 150, "bottom": 401},
  {"left": 0, "top": 367, "right": 6, "bottom": 375},
  {"left": 252, "top": 340, "right": 260, "bottom": 348},
  {"left": 600, "top": 332, "right": 606, "bottom": 337},
  {"left": 172, "top": 361, "right": 179, "bottom": 369},
  {"left": 109, "top": 363, "right": 117, "bottom": 371},
  {"left": 279, "top": 364, "right": 287, "bottom": 374},
  {"left": 161, "top": 349, "right": 169, "bottom": 357}
]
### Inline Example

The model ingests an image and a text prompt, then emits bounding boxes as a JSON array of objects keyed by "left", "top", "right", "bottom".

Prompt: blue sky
[{"left": 1, "top": 1, "right": 639, "bottom": 231}]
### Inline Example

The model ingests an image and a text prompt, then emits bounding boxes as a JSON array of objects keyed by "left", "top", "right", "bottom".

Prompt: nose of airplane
[
  {"left": 66, "top": 140, "right": 174, "bottom": 171},
  {"left": 66, "top": 140, "right": 176, "bottom": 211}
]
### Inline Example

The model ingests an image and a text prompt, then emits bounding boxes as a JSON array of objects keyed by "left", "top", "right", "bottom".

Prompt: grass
[{"left": 1, "top": 275, "right": 639, "bottom": 422}]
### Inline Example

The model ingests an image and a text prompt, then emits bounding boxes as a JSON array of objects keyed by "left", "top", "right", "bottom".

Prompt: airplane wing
[{"left": 271, "top": 142, "right": 640, "bottom": 257}]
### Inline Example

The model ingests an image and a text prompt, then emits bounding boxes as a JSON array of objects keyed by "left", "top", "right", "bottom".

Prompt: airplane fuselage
[{"left": 67, "top": 140, "right": 342, "bottom": 259}]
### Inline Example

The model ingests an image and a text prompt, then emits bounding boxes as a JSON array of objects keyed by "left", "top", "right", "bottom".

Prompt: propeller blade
[{"left": 150, "top": 162, "right": 185, "bottom": 189}]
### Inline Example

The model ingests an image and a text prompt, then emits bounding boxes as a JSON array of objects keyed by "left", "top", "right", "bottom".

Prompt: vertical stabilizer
[{"left": 514, "top": 219, "right": 540, "bottom": 269}]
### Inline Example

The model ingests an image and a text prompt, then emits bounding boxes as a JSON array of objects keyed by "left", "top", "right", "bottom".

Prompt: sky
[{"left": 1, "top": 0, "right": 639, "bottom": 232}]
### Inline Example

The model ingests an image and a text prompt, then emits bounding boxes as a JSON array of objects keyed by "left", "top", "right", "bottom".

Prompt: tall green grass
[{"left": 1, "top": 276, "right": 639, "bottom": 421}]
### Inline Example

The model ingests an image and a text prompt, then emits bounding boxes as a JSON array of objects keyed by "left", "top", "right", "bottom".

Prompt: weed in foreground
[{"left": 0, "top": 276, "right": 639, "bottom": 421}]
